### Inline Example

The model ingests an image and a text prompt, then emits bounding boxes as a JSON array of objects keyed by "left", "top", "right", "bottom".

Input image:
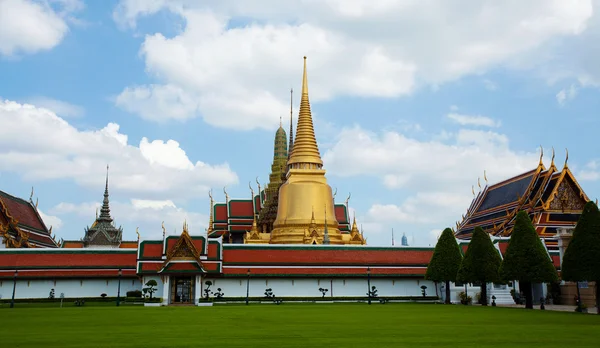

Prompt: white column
[
  {"left": 162, "top": 276, "right": 170, "bottom": 306},
  {"left": 195, "top": 275, "right": 202, "bottom": 305}
]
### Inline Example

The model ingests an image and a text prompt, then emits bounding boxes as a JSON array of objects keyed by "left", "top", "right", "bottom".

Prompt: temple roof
[
  {"left": 456, "top": 156, "right": 589, "bottom": 240},
  {"left": 83, "top": 167, "right": 123, "bottom": 247},
  {"left": 0, "top": 189, "right": 57, "bottom": 248}
]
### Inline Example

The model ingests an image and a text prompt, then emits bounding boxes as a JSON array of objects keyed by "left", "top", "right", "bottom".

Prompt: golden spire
[
  {"left": 250, "top": 213, "right": 259, "bottom": 233},
  {"left": 564, "top": 148, "right": 569, "bottom": 168},
  {"left": 288, "top": 56, "right": 323, "bottom": 167},
  {"left": 539, "top": 145, "right": 544, "bottom": 167},
  {"left": 550, "top": 147, "right": 556, "bottom": 168},
  {"left": 207, "top": 190, "right": 214, "bottom": 234}
]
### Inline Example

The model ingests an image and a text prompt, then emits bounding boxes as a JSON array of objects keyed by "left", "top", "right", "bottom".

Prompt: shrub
[{"left": 126, "top": 290, "right": 142, "bottom": 298}]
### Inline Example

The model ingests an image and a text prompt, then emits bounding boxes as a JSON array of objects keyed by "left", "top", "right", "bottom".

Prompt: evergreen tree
[
  {"left": 562, "top": 201, "right": 600, "bottom": 315},
  {"left": 500, "top": 211, "right": 558, "bottom": 309},
  {"left": 426, "top": 227, "right": 463, "bottom": 304},
  {"left": 457, "top": 226, "right": 502, "bottom": 305}
]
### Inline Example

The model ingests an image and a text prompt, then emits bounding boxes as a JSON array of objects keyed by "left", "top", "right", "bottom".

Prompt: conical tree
[
  {"left": 562, "top": 201, "right": 600, "bottom": 315},
  {"left": 426, "top": 228, "right": 463, "bottom": 304},
  {"left": 500, "top": 211, "right": 558, "bottom": 309},
  {"left": 457, "top": 226, "right": 502, "bottom": 305}
]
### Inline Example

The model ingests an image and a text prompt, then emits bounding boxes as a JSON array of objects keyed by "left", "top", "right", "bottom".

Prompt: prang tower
[{"left": 269, "top": 57, "right": 343, "bottom": 244}]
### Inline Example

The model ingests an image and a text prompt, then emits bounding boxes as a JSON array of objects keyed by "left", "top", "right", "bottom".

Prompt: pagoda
[
  {"left": 208, "top": 57, "right": 365, "bottom": 245},
  {"left": 81, "top": 167, "right": 124, "bottom": 248},
  {"left": 455, "top": 149, "right": 589, "bottom": 251}
]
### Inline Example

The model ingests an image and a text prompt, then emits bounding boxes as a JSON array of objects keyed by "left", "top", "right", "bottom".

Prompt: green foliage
[
  {"left": 500, "top": 211, "right": 558, "bottom": 283},
  {"left": 426, "top": 228, "right": 463, "bottom": 282},
  {"left": 457, "top": 227, "right": 502, "bottom": 283},
  {"left": 126, "top": 290, "right": 142, "bottom": 298},
  {"left": 143, "top": 280, "right": 158, "bottom": 299},
  {"left": 562, "top": 201, "right": 600, "bottom": 282}
]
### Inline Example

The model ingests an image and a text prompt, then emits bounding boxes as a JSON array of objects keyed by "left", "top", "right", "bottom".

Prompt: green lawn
[{"left": 3, "top": 303, "right": 599, "bottom": 347}]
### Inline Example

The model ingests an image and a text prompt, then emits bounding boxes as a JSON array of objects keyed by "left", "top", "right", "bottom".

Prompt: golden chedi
[{"left": 270, "top": 57, "right": 343, "bottom": 244}]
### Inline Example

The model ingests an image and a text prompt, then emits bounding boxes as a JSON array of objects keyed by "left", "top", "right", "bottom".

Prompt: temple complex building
[
  {"left": 455, "top": 150, "right": 589, "bottom": 251},
  {"left": 0, "top": 189, "right": 58, "bottom": 248},
  {"left": 61, "top": 168, "right": 137, "bottom": 249},
  {"left": 208, "top": 57, "right": 365, "bottom": 246}
]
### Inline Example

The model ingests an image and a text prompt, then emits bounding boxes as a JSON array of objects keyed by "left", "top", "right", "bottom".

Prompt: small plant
[
  {"left": 264, "top": 288, "right": 275, "bottom": 298},
  {"left": 100, "top": 293, "right": 107, "bottom": 299},
  {"left": 318, "top": 287, "right": 329, "bottom": 298},
  {"left": 204, "top": 281, "right": 213, "bottom": 300},
  {"left": 459, "top": 291, "right": 473, "bottom": 305},
  {"left": 143, "top": 280, "right": 158, "bottom": 299},
  {"left": 48, "top": 288, "right": 55, "bottom": 299},
  {"left": 420, "top": 285, "right": 427, "bottom": 297},
  {"left": 491, "top": 295, "right": 497, "bottom": 307},
  {"left": 126, "top": 290, "right": 143, "bottom": 298},
  {"left": 367, "top": 286, "right": 378, "bottom": 298},
  {"left": 214, "top": 288, "right": 224, "bottom": 299}
]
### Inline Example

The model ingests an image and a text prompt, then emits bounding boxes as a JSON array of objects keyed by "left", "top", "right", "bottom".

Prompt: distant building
[
  {"left": 455, "top": 152, "right": 589, "bottom": 251},
  {"left": 401, "top": 233, "right": 408, "bottom": 246}
]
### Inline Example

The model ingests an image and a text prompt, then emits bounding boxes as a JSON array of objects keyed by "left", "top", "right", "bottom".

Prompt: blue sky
[{"left": 1, "top": 0, "right": 600, "bottom": 246}]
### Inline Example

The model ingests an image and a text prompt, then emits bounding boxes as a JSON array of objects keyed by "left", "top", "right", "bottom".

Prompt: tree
[
  {"left": 143, "top": 280, "right": 158, "bottom": 299},
  {"left": 562, "top": 201, "right": 600, "bottom": 315},
  {"left": 500, "top": 210, "right": 558, "bottom": 309},
  {"left": 425, "top": 227, "right": 463, "bottom": 304},
  {"left": 457, "top": 226, "right": 502, "bottom": 306}
]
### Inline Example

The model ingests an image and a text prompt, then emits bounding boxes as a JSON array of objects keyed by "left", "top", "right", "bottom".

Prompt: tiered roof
[
  {"left": 456, "top": 152, "right": 589, "bottom": 249},
  {"left": 0, "top": 189, "right": 57, "bottom": 248}
]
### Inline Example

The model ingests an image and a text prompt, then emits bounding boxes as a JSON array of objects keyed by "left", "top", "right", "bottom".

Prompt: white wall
[
  {"left": 0, "top": 278, "right": 142, "bottom": 300},
  {"left": 201, "top": 277, "right": 436, "bottom": 298},
  {"left": 142, "top": 275, "right": 164, "bottom": 299}
]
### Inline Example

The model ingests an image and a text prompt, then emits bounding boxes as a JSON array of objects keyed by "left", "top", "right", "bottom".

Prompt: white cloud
[
  {"left": 38, "top": 209, "right": 63, "bottom": 231},
  {"left": 50, "top": 199, "right": 207, "bottom": 240},
  {"left": 24, "top": 96, "right": 84, "bottom": 118},
  {"left": 0, "top": 100, "right": 238, "bottom": 198},
  {"left": 483, "top": 79, "right": 498, "bottom": 91},
  {"left": 447, "top": 113, "right": 501, "bottom": 127},
  {"left": 111, "top": 0, "right": 594, "bottom": 129},
  {"left": 0, "top": 0, "right": 83, "bottom": 56},
  {"left": 324, "top": 125, "right": 543, "bottom": 245},
  {"left": 578, "top": 160, "right": 600, "bottom": 181},
  {"left": 556, "top": 84, "right": 579, "bottom": 105}
]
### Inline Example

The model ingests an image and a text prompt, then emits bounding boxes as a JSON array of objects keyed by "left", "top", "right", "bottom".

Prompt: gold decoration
[
  {"left": 136, "top": 227, "right": 140, "bottom": 241},
  {"left": 161, "top": 221, "right": 166, "bottom": 239},
  {"left": 549, "top": 178, "right": 585, "bottom": 211},
  {"left": 539, "top": 145, "right": 544, "bottom": 166}
]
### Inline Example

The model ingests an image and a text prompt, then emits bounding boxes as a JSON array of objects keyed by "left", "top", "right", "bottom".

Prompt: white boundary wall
[{"left": 0, "top": 278, "right": 143, "bottom": 300}]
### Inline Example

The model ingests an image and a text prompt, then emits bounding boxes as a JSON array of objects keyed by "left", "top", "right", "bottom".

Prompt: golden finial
[
  {"left": 35, "top": 197, "right": 38, "bottom": 209},
  {"left": 29, "top": 187, "right": 34, "bottom": 202},
  {"left": 333, "top": 187, "right": 337, "bottom": 201},
  {"left": 255, "top": 177, "right": 262, "bottom": 203},
  {"left": 161, "top": 221, "right": 166, "bottom": 239},
  {"left": 183, "top": 219, "right": 188, "bottom": 234},
  {"left": 595, "top": 198, "right": 598, "bottom": 206},
  {"left": 539, "top": 145, "right": 544, "bottom": 166},
  {"left": 551, "top": 147, "right": 556, "bottom": 167},
  {"left": 248, "top": 181, "right": 254, "bottom": 200},
  {"left": 477, "top": 177, "right": 481, "bottom": 189},
  {"left": 345, "top": 193, "right": 351, "bottom": 208},
  {"left": 288, "top": 56, "right": 323, "bottom": 167},
  {"left": 564, "top": 148, "right": 569, "bottom": 168},
  {"left": 472, "top": 185, "right": 475, "bottom": 196},
  {"left": 223, "top": 186, "right": 229, "bottom": 202},
  {"left": 95, "top": 208, "right": 98, "bottom": 219},
  {"left": 136, "top": 227, "right": 140, "bottom": 241},
  {"left": 280, "top": 116, "right": 282, "bottom": 128},
  {"left": 484, "top": 170, "right": 488, "bottom": 185},
  {"left": 49, "top": 226, "right": 53, "bottom": 234}
]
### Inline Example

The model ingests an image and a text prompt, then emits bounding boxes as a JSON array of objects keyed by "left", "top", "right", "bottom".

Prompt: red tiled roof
[
  {"left": 0, "top": 191, "right": 47, "bottom": 231},
  {"left": 119, "top": 241, "right": 138, "bottom": 248},
  {"left": 0, "top": 250, "right": 136, "bottom": 269},
  {"left": 61, "top": 241, "right": 85, "bottom": 248},
  {"left": 229, "top": 200, "right": 254, "bottom": 217},
  {"left": 0, "top": 269, "right": 136, "bottom": 279},
  {"left": 223, "top": 246, "right": 433, "bottom": 266},
  {"left": 223, "top": 266, "right": 426, "bottom": 277}
]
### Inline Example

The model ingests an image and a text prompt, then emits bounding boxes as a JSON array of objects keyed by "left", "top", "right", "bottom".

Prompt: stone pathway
[{"left": 498, "top": 303, "right": 598, "bottom": 314}]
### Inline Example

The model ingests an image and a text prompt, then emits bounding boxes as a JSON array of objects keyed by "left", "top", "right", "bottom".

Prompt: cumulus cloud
[
  {"left": 0, "top": 0, "right": 83, "bottom": 56},
  {"left": 447, "top": 113, "right": 501, "bottom": 127},
  {"left": 556, "top": 84, "right": 579, "bottom": 105},
  {"left": 24, "top": 96, "right": 84, "bottom": 118},
  {"left": 38, "top": 209, "right": 63, "bottom": 231},
  {"left": 50, "top": 199, "right": 207, "bottom": 240},
  {"left": 0, "top": 100, "right": 238, "bottom": 198},
  {"left": 323, "top": 125, "right": 543, "bottom": 245},
  {"left": 111, "top": 0, "right": 594, "bottom": 129}
]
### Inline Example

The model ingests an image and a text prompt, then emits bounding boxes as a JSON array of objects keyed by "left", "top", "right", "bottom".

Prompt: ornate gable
[
  {"left": 546, "top": 170, "right": 587, "bottom": 212},
  {"left": 160, "top": 222, "right": 204, "bottom": 273}
]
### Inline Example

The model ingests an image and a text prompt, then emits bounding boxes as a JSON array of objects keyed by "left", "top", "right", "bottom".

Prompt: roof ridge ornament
[
  {"left": 539, "top": 145, "right": 544, "bottom": 167},
  {"left": 564, "top": 148, "right": 569, "bottom": 168},
  {"left": 551, "top": 147, "right": 556, "bottom": 168}
]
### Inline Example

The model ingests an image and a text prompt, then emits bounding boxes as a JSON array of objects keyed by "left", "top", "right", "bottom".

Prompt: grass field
[{"left": 3, "top": 303, "right": 600, "bottom": 347}]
